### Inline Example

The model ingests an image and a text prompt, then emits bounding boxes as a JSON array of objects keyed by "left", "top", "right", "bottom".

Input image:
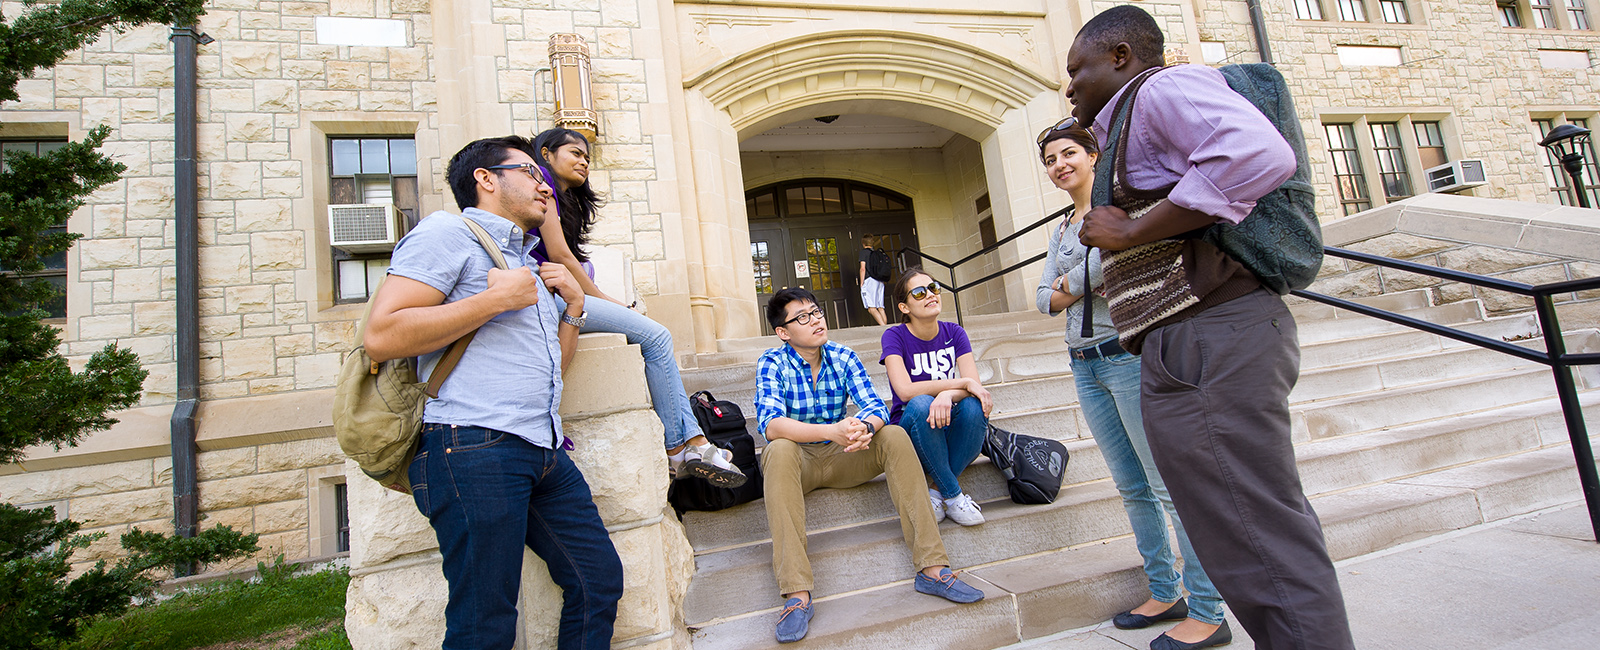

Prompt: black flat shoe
[
  {"left": 1113, "top": 597, "right": 1189, "bottom": 629},
  {"left": 1150, "top": 620, "right": 1232, "bottom": 650}
]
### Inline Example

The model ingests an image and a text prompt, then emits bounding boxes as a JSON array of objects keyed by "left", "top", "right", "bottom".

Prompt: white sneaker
[
  {"left": 928, "top": 488, "right": 946, "bottom": 523},
  {"left": 944, "top": 493, "right": 984, "bottom": 526},
  {"left": 678, "top": 442, "right": 748, "bottom": 488}
]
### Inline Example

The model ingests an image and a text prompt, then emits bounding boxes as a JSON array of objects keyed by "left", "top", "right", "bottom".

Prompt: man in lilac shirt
[{"left": 1069, "top": 6, "right": 1354, "bottom": 650}]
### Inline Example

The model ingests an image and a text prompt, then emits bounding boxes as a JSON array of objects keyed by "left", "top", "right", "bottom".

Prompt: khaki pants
[{"left": 759, "top": 424, "right": 950, "bottom": 596}]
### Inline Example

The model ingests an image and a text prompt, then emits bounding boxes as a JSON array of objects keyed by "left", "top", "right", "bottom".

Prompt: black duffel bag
[
  {"left": 981, "top": 424, "right": 1069, "bottom": 505},
  {"left": 667, "top": 391, "right": 764, "bottom": 514}
]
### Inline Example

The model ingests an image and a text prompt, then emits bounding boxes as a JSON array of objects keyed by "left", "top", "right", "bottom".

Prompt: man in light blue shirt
[{"left": 364, "top": 135, "right": 620, "bottom": 650}]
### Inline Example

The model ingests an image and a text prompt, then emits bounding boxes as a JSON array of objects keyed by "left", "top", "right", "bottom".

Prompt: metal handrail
[
  {"left": 1293, "top": 245, "right": 1600, "bottom": 542},
  {"left": 898, "top": 205, "right": 1070, "bottom": 325}
]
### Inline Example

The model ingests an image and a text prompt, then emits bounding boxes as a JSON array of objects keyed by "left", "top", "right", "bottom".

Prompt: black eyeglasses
[
  {"left": 908, "top": 282, "right": 941, "bottom": 301},
  {"left": 783, "top": 307, "right": 825, "bottom": 327},
  {"left": 1036, "top": 116, "right": 1079, "bottom": 145},
  {"left": 485, "top": 162, "right": 544, "bottom": 181}
]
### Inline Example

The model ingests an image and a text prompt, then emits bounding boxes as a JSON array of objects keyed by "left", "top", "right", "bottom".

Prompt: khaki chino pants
[{"left": 759, "top": 425, "right": 950, "bottom": 596}]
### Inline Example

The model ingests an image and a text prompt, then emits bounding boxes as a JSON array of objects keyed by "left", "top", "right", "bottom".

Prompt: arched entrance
[
  {"left": 674, "top": 27, "right": 1065, "bottom": 346},
  {"left": 746, "top": 179, "right": 920, "bottom": 329}
]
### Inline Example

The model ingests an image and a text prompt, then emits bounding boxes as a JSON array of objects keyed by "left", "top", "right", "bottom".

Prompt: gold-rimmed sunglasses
[{"left": 1036, "top": 116, "right": 1079, "bottom": 146}]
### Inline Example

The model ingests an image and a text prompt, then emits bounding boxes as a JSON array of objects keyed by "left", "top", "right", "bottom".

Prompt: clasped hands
[{"left": 829, "top": 417, "right": 875, "bottom": 453}]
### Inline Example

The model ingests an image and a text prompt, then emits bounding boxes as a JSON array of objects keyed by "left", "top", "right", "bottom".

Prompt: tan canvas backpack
[{"left": 332, "top": 216, "right": 510, "bottom": 493}]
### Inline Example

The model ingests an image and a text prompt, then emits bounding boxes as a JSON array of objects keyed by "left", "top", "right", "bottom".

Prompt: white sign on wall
[
  {"left": 316, "top": 17, "right": 408, "bottom": 47},
  {"left": 794, "top": 260, "right": 810, "bottom": 278}
]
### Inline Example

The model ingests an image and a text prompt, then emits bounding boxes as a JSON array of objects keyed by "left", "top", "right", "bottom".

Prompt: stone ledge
[{"left": 3, "top": 333, "right": 648, "bottom": 473}]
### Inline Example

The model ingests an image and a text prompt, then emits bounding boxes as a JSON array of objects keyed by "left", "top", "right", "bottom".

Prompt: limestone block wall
[
  {"left": 1193, "top": 1, "right": 1600, "bottom": 214},
  {"left": 345, "top": 334, "right": 693, "bottom": 650},
  {"left": 1309, "top": 194, "right": 1600, "bottom": 325},
  {"left": 0, "top": 434, "right": 346, "bottom": 574}
]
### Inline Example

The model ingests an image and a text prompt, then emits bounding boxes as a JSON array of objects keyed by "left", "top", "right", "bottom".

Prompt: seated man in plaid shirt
[{"left": 754, "top": 287, "right": 985, "bottom": 644}]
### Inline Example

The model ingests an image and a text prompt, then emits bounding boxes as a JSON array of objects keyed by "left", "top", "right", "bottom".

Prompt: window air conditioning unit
[
  {"left": 1425, "top": 159, "right": 1487, "bottom": 193},
  {"left": 329, "top": 203, "right": 405, "bottom": 253}
]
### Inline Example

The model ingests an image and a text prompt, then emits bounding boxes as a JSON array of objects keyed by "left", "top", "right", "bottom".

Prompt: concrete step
[
  {"left": 1291, "top": 367, "right": 1559, "bottom": 442},
  {"left": 688, "top": 440, "right": 1600, "bottom": 649},
  {"left": 683, "top": 479, "right": 1130, "bottom": 624},
  {"left": 683, "top": 439, "right": 1109, "bottom": 553}
]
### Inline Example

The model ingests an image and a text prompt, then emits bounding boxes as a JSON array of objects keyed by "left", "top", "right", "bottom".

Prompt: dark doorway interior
[{"left": 747, "top": 179, "right": 921, "bottom": 330}]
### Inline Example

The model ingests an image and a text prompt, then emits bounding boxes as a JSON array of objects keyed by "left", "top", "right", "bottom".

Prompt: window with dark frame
[
  {"left": 1379, "top": 0, "right": 1411, "bottom": 22},
  {"left": 1533, "top": 0, "right": 1558, "bottom": 27},
  {"left": 1325, "top": 124, "right": 1373, "bottom": 215},
  {"left": 1, "top": 139, "right": 71, "bottom": 320},
  {"left": 1567, "top": 0, "right": 1592, "bottom": 28},
  {"left": 329, "top": 136, "right": 419, "bottom": 304},
  {"left": 1536, "top": 118, "right": 1600, "bottom": 206},
  {"left": 1368, "top": 122, "right": 1414, "bottom": 201},
  {"left": 335, "top": 482, "right": 350, "bottom": 554},
  {"left": 1413, "top": 122, "right": 1449, "bottom": 170},
  {"left": 1500, "top": 0, "right": 1525, "bottom": 26},
  {"left": 1337, "top": 0, "right": 1368, "bottom": 21}
]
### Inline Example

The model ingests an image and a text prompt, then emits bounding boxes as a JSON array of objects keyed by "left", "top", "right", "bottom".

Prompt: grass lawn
[{"left": 65, "top": 564, "right": 351, "bottom": 650}]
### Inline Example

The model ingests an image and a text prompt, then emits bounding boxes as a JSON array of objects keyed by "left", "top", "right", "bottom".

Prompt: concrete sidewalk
[{"left": 1001, "top": 501, "right": 1600, "bottom": 650}]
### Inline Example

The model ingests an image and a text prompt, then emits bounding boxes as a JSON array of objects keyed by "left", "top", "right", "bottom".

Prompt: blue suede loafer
[
  {"left": 913, "top": 568, "right": 985, "bottom": 603},
  {"left": 774, "top": 597, "right": 813, "bottom": 643}
]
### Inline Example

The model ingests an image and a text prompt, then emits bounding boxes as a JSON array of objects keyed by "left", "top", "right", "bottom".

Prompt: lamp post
[{"left": 1539, "top": 123, "right": 1594, "bottom": 208}]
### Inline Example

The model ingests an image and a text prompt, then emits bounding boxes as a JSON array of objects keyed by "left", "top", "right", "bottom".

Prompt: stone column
[{"left": 344, "top": 333, "right": 693, "bottom": 650}]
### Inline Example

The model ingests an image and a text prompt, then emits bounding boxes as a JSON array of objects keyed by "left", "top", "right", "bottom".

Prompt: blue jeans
[
  {"left": 899, "top": 394, "right": 987, "bottom": 499},
  {"left": 410, "top": 424, "right": 624, "bottom": 650},
  {"left": 1073, "top": 351, "right": 1225, "bottom": 625},
  {"left": 557, "top": 296, "right": 700, "bottom": 449}
]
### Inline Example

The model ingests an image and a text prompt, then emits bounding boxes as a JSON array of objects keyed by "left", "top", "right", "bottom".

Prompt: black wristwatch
[{"left": 864, "top": 420, "right": 877, "bottom": 435}]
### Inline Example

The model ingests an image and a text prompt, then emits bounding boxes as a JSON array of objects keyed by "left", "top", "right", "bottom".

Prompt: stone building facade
[{"left": 1, "top": 0, "right": 1596, "bottom": 598}]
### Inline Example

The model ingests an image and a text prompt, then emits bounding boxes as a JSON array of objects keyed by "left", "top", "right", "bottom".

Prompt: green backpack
[{"left": 332, "top": 216, "right": 509, "bottom": 493}]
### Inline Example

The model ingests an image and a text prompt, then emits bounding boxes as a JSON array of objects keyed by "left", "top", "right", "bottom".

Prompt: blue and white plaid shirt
[{"left": 755, "top": 341, "right": 889, "bottom": 442}]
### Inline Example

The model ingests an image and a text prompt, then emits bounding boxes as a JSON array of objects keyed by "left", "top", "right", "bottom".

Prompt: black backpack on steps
[{"left": 667, "top": 391, "right": 764, "bottom": 514}]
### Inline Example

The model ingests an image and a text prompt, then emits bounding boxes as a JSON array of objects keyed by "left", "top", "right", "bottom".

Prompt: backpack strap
[{"left": 422, "top": 216, "right": 515, "bottom": 398}]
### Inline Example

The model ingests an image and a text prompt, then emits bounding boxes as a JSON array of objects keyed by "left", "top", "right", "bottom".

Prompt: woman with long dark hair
[
  {"left": 530, "top": 128, "right": 744, "bottom": 488},
  {"left": 1035, "top": 119, "right": 1229, "bottom": 649}
]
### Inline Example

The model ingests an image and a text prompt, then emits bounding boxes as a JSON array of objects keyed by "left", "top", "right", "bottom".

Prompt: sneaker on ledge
[
  {"left": 929, "top": 488, "right": 947, "bottom": 523},
  {"left": 944, "top": 492, "right": 985, "bottom": 526},
  {"left": 679, "top": 442, "right": 747, "bottom": 488}
]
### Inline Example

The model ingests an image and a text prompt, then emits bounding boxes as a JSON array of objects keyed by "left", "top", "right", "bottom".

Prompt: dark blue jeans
[{"left": 411, "top": 423, "right": 624, "bottom": 650}]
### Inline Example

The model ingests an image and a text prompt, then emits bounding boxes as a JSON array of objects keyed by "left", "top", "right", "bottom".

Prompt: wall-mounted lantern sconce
[{"left": 549, "top": 34, "right": 598, "bottom": 142}]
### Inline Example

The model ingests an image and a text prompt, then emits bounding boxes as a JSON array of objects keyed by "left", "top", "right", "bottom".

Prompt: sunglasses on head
[
  {"left": 1036, "top": 116, "right": 1079, "bottom": 146},
  {"left": 908, "top": 281, "right": 941, "bottom": 301}
]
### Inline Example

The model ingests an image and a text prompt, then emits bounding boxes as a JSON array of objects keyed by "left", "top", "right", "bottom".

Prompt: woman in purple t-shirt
[{"left": 879, "top": 266, "right": 994, "bottom": 526}]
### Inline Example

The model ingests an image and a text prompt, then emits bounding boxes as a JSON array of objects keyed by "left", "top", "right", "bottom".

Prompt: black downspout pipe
[
  {"left": 1246, "top": 0, "right": 1274, "bottom": 64},
  {"left": 169, "top": 25, "right": 207, "bottom": 576}
]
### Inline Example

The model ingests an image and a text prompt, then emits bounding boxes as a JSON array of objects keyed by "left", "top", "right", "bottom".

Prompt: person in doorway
[
  {"left": 756, "top": 287, "right": 985, "bottom": 643},
  {"left": 1067, "top": 6, "right": 1354, "bottom": 650},
  {"left": 1034, "top": 121, "right": 1229, "bottom": 650},
  {"left": 529, "top": 128, "right": 744, "bottom": 489},
  {"left": 880, "top": 266, "right": 993, "bottom": 526},
  {"left": 363, "top": 135, "right": 621, "bottom": 649},
  {"left": 859, "top": 233, "right": 889, "bottom": 326}
]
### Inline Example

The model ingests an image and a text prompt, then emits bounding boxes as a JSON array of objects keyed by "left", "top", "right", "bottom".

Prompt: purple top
[
  {"left": 879, "top": 321, "right": 973, "bottom": 425},
  {"left": 1089, "top": 64, "right": 1296, "bottom": 225}
]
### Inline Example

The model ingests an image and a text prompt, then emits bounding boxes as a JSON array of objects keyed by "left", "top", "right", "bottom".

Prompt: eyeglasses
[
  {"left": 1036, "top": 116, "right": 1079, "bottom": 145},
  {"left": 485, "top": 162, "right": 544, "bottom": 181},
  {"left": 783, "top": 307, "right": 825, "bottom": 327},
  {"left": 908, "top": 282, "right": 941, "bottom": 301}
]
